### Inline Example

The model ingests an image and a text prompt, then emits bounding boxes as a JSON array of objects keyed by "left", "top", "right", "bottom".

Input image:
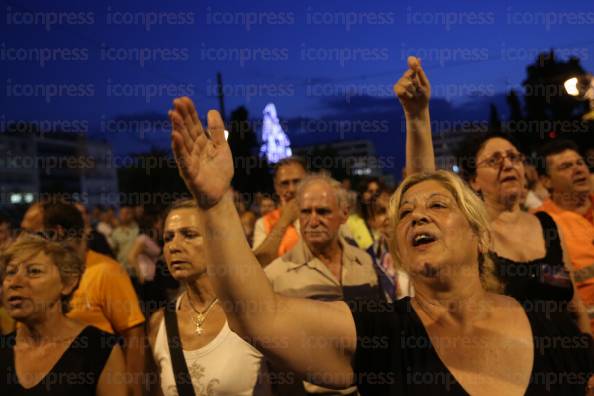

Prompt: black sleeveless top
[
  {"left": 0, "top": 326, "right": 116, "bottom": 396},
  {"left": 351, "top": 298, "right": 593, "bottom": 395},
  {"left": 490, "top": 211, "right": 573, "bottom": 307}
]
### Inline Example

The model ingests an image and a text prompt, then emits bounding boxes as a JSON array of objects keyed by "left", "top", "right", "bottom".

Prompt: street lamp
[
  {"left": 564, "top": 77, "right": 580, "bottom": 96},
  {"left": 564, "top": 74, "right": 594, "bottom": 120}
]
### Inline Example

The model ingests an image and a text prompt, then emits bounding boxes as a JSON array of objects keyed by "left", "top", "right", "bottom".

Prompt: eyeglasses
[{"left": 477, "top": 151, "right": 525, "bottom": 168}]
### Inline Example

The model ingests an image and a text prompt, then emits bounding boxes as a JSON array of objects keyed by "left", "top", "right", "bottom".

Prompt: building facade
[{"left": 0, "top": 131, "right": 118, "bottom": 208}]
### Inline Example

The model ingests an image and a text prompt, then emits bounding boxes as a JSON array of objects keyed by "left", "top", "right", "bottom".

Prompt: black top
[
  {"left": 351, "top": 297, "right": 593, "bottom": 395},
  {"left": 0, "top": 326, "right": 116, "bottom": 396},
  {"left": 491, "top": 211, "right": 573, "bottom": 307}
]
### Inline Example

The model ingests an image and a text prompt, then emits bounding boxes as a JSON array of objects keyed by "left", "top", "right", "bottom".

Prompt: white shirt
[
  {"left": 524, "top": 190, "right": 544, "bottom": 210},
  {"left": 252, "top": 217, "right": 267, "bottom": 249},
  {"left": 152, "top": 298, "right": 272, "bottom": 396}
]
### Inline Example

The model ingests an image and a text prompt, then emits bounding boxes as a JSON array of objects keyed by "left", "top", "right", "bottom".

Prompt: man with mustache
[
  {"left": 264, "top": 174, "right": 381, "bottom": 396},
  {"left": 536, "top": 139, "right": 594, "bottom": 331}
]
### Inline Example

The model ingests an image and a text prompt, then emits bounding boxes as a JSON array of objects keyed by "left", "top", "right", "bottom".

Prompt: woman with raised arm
[
  {"left": 167, "top": 97, "right": 592, "bottom": 395},
  {"left": 394, "top": 56, "right": 591, "bottom": 334}
]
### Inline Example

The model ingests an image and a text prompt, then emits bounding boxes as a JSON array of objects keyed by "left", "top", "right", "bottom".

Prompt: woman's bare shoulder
[{"left": 487, "top": 293, "right": 529, "bottom": 324}]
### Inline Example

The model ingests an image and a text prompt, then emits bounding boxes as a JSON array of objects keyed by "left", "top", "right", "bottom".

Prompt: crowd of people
[{"left": 0, "top": 57, "right": 593, "bottom": 395}]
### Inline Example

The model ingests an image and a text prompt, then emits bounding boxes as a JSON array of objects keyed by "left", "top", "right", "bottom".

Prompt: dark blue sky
[{"left": 1, "top": 0, "right": 593, "bottom": 177}]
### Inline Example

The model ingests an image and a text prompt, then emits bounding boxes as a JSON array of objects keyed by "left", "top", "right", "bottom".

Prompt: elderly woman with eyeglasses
[
  {"left": 166, "top": 96, "right": 592, "bottom": 395},
  {"left": 394, "top": 56, "right": 591, "bottom": 334},
  {"left": 0, "top": 236, "right": 127, "bottom": 396}
]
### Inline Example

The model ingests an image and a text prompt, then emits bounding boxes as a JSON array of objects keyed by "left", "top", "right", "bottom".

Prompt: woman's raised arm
[
  {"left": 169, "top": 97, "right": 357, "bottom": 388},
  {"left": 394, "top": 56, "right": 435, "bottom": 175}
]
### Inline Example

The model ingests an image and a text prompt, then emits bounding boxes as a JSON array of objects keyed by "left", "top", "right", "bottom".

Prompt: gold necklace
[{"left": 185, "top": 292, "right": 218, "bottom": 335}]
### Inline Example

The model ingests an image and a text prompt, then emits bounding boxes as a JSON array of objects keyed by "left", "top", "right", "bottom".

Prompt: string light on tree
[{"left": 259, "top": 103, "right": 292, "bottom": 164}]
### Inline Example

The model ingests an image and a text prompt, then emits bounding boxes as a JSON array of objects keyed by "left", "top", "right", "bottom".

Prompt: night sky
[{"left": 1, "top": 0, "right": 593, "bottom": 178}]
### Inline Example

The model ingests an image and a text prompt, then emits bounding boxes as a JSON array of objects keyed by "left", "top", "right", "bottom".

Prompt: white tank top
[{"left": 153, "top": 298, "right": 272, "bottom": 396}]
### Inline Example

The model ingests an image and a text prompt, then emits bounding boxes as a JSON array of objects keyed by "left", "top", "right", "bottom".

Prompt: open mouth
[
  {"left": 573, "top": 176, "right": 588, "bottom": 184},
  {"left": 411, "top": 233, "right": 437, "bottom": 247},
  {"left": 7, "top": 296, "right": 25, "bottom": 306},
  {"left": 500, "top": 175, "right": 518, "bottom": 183},
  {"left": 170, "top": 260, "right": 190, "bottom": 268}
]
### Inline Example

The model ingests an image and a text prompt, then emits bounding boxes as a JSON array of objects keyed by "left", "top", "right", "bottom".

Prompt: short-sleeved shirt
[
  {"left": 266, "top": 238, "right": 382, "bottom": 395},
  {"left": 68, "top": 250, "right": 145, "bottom": 334},
  {"left": 351, "top": 297, "right": 593, "bottom": 395},
  {"left": 252, "top": 209, "right": 300, "bottom": 256},
  {"left": 265, "top": 238, "right": 381, "bottom": 304}
]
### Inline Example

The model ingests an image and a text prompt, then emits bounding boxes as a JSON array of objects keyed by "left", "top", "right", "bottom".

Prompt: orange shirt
[
  {"left": 263, "top": 208, "right": 300, "bottom": 257},
  {"left": 534, "top": 194, "right": 594, "bottom": 329},
  {"left": 68, "top": 250, "right": 145, "bottom": 334}
]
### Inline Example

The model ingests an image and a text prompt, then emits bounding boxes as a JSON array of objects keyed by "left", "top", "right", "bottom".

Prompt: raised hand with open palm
[{"left": 169, "top": 97, "right": 234, "bottom": 208}]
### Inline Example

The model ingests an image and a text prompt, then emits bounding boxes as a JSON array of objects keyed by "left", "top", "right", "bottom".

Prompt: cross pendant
[{"left": 194, "top": 313, "right": 205, "bottom": 335}]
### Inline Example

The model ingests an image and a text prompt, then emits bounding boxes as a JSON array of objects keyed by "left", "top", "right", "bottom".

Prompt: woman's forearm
[
  {"left": 198, "top": 192, "right": 357, "bottom": 387},
  {"left": 405, "top": 108, "right": 435, "bottom": 176},
  {"left": 201, "top": 192, "right": 279, "bottom": 336}
]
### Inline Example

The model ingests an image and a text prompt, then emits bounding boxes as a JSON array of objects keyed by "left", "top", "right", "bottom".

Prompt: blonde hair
[
  {"left": 388, "top": 170, "right": 502, "bottom": 293},
  {"left": 0, "top": 235, "right": 84, "bottom": 313}
]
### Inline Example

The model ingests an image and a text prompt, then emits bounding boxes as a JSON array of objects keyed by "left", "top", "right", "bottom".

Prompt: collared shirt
[
  {"left": 265, "top": 238, "right": 379, "bottom": 396},
  {"left": 265, "top": 237, "right": 381, "bottom": 303},
  {"left": 534, "top": 194, "right": 594, "bottom": 329}
]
